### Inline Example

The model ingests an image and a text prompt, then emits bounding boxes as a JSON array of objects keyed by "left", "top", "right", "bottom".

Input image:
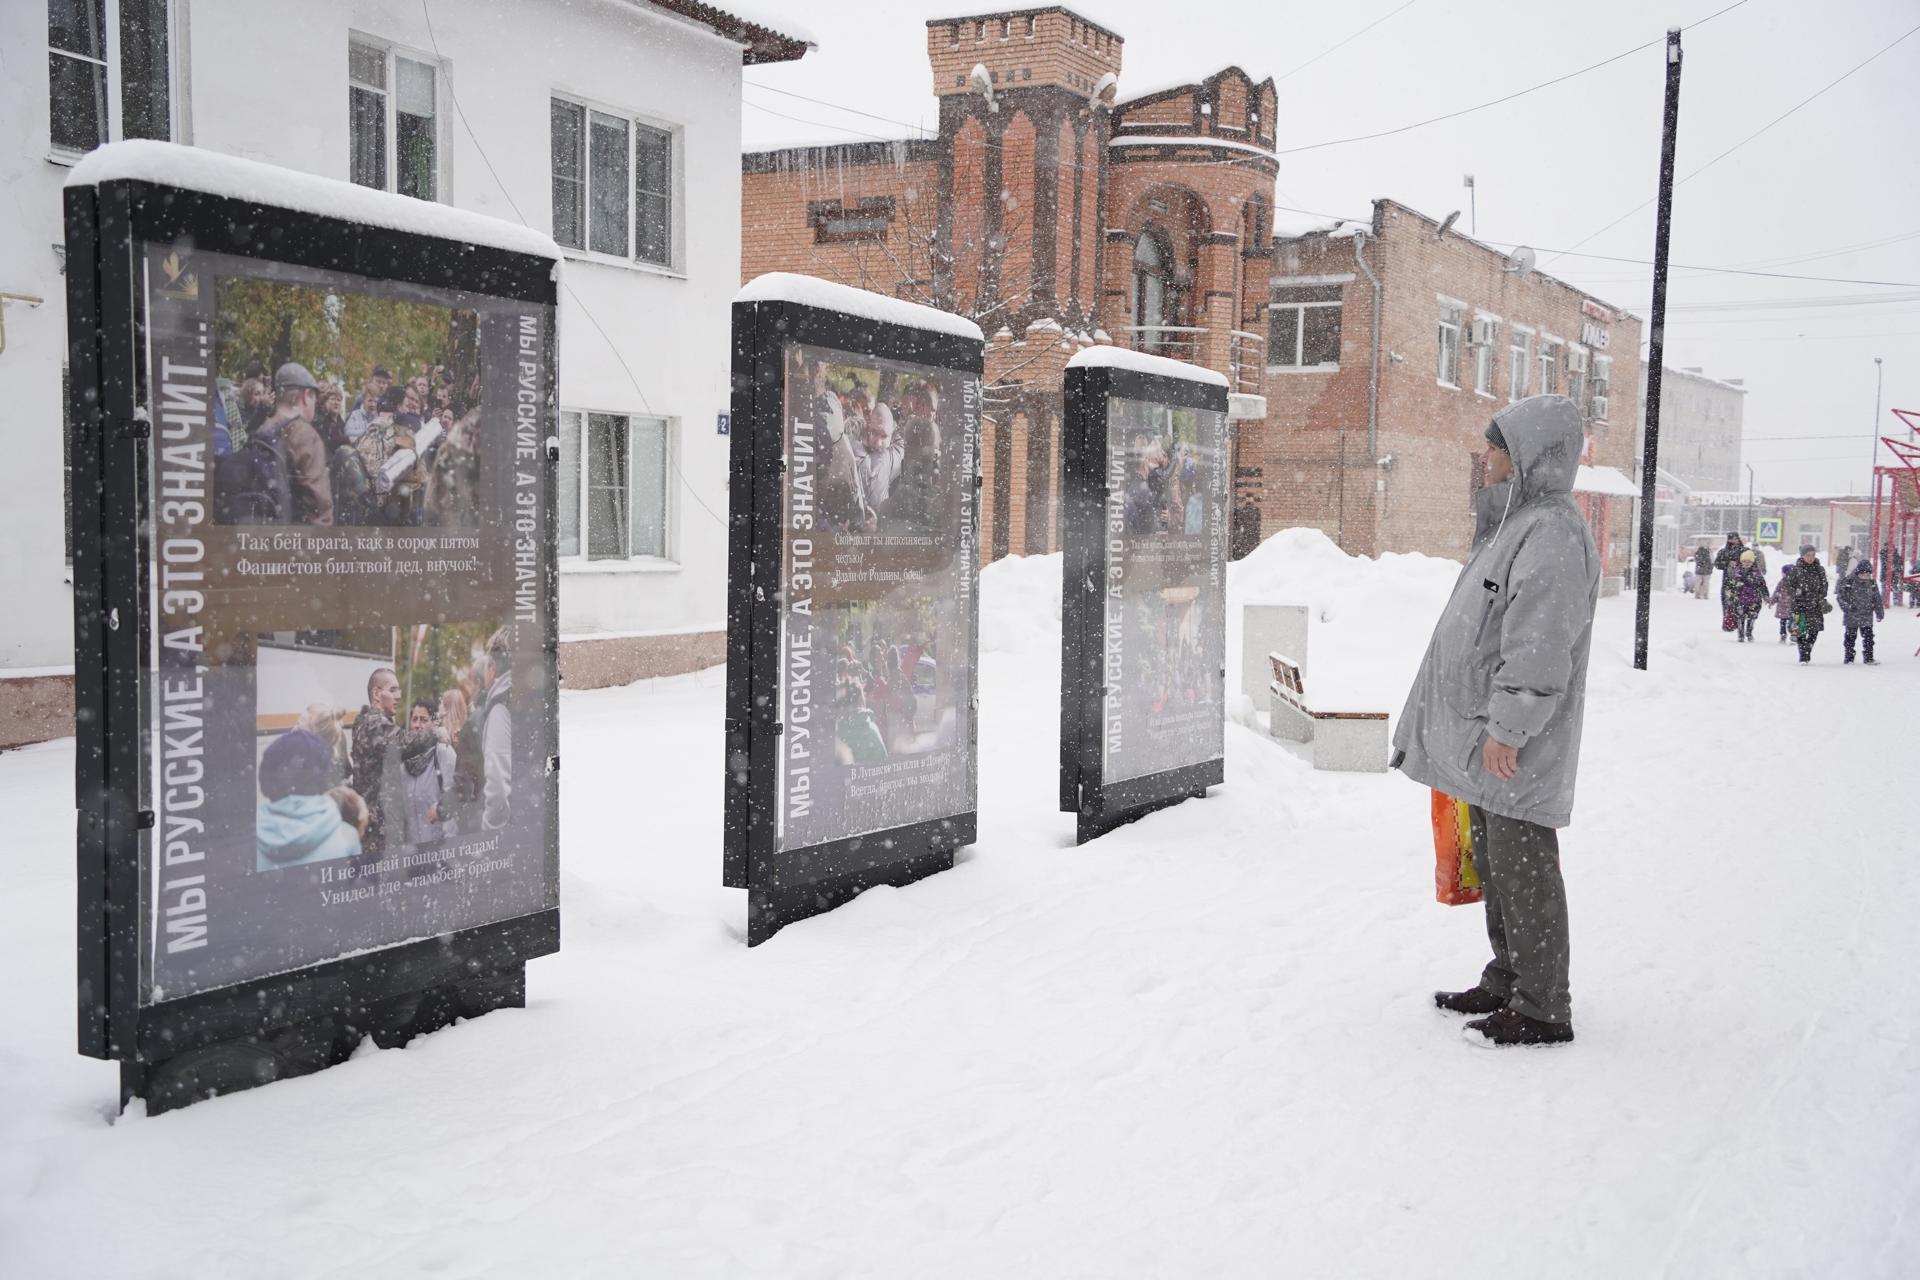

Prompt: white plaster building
[{"left": 1, "top": 0, "right": 809, "bottom": 744}]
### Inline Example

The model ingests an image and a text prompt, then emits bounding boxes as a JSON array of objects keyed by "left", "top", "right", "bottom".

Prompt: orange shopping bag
[{"left": 1430, "top": 789, "right": 1483, "bottom": 905}]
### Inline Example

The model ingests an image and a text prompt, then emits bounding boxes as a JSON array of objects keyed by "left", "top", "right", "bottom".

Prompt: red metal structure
[{"left": 1867, "top": 408, "right": 1920, "bottom": 621}]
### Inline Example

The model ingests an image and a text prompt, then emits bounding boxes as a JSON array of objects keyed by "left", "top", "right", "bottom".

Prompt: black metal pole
[{"left": 1634, "top": 29, "right": 1684, "bottom": 671}]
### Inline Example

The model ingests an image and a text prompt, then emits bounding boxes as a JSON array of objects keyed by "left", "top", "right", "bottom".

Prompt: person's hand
[{"left": 1482, "top": 735, "right": 1520, "bottom": 781}]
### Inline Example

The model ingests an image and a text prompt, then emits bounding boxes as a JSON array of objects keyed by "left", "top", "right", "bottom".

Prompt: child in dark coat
[
  {"left": 1835, "top": 559, "right": 1886, "bottom": 665},
  {"left": 1769, "top": 564, "right": 1794, "bottom": 643}
]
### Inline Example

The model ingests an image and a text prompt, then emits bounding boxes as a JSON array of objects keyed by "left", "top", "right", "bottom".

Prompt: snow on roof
[
  {"left": 1688, "top": 489, "right": 1867, "bottom": 507},
  {"left": 66, "top": 140, "right": 560, "bottom": 260},
  {"left": 1108, "top": 135, "right": 1276, "bottom": 161},
  {"left": 1271, "top": 211, "right": 1370, "bottom": 240},
  {"left": 701, "top": 2, "right": 815, "bottom": 46},
  {"left": 735, "top": 273, "right": 984, "bottom": 341},
  {"left": 1664, "top": 366, "right": 1748, "bottom": 394},
  {"left": 1067, "top": 344, "right": 1230, "bottom": 389},
  {"left": 1573, "top": 465, "right": 1642, "bottom": 498}
]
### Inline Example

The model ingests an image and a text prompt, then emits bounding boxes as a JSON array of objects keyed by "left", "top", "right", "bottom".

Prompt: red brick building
[
  {"left": 743, "top": 6, "right": 1277, "bottom": 561},
  {"left": 1254, "top": 204, "right": 1644, "bottom": 582},
  {"left": 742, "top": 7, "right": 1644, "bottom": 581}
]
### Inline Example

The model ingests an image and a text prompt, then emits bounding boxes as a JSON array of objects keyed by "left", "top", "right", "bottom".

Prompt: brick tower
[
  {"left": 926, "top": 9, "right": 1121, "bottom": 332},
  {"left": 925, "top": 9, "right": 1123, "bottom": 558}
]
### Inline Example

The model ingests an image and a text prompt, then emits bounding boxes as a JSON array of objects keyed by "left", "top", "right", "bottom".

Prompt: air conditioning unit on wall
[
  {"left": 1591, "top": 394, "right": 1610, "bottom": 420},
  {"left": 1470, "top": 317, "right": 1497, "bottom": 346}
]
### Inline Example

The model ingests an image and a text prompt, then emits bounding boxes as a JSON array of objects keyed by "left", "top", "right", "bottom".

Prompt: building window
[
  {"left": 1025, "top": 15, "right": 1037, "bottom": 37},
  {"left": 1269, "top": 285, "right": 1342, "bottom": 369},
  {"left": 1566, "top": 344, "right": 1588, "bottom": 407},
  {"left": 349, "top": 38, "right": 439, "bottom": 201},
  {"left": 49, "top": 1, "right": 175, "bottom": 157},
  {"left": 1539, "top": 340, "right": 1560, "bottom": 396},
  {"left": 558, "top": 411, "right": 671, "bottom": 561},
  {"left": 1591, "top": 355, "right": 1613, "bottom": 420},
  {"left": 1133, "top": 233, "right": 1169, "bottom": 343},
  {"left": 1509, "top": 327, "right": 1533, "bottom": 402},
  {"left": 1436, "top": 300, "right": 1465, "bottom": 387},
  {"left": 948, "top": 22, "right": 959, "bottom": 46},
  {"left": 49, "top": 0, "right": 109, "bottom": 153},
  {"left": 808, "top": 196, "right": 895, "bottom": 244},
  {"left": 1471, "top": 315, "right": 1499, "bottom": 396},
  {"left": 551, "top": 97, "right": 676, "bottom": 268}
]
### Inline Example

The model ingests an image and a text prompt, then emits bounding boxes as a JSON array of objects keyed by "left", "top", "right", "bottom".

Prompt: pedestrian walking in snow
[
  {"left": 1393, "top": 396, "right": 1598, "bottom": 1048},
  {"left": 1730, "top": 551, "right": 1770, "bottom": 643},
  {"left": 1692, "top": 544, "right": 1713, "bottom": 599},
  {"left": 1836, "top": 560, "right": 1885, "bottom": 665},
  {"left": 1785, "top": 545, "right": 1830, "bottom": 664},
  {"left": 1714, "top": 533, "right": 1748, "bottom": 633},
  {"left": 1770, "top": 564, "right": 1794, "bottom": 643}
]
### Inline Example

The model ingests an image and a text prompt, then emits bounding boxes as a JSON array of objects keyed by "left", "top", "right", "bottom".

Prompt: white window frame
[
  {"left": 550, "top": 91, "right": 684, "bottom": 275},
  {"left": 1539, "top": 337, "right": 1561, "bottom": 397},
  {"left": 348, "top": 33, "right": 447, "bottom": 202},
  {"left": 1436, "top": 296, "right": 1466, "bottom": 388},
  {"left": 1591, "top": 354, "right": 1613, "bottom": 420},
  {"left": 1566, "top": 344, "right": 1589, "bottom": 408},
  {"left": 47, "top": 0, "right": 189, "bottom": 163},
  {"left": 1472, "top": 313, "right": 1500, "bottom": 398},
  {"left": 557, "top": 408, "right": 678, "bottom": 568},
  {"left": 1508, "top": 326, "right": 1533, "bottom": 403},
  {"left": 1267, "top": 283, "right": 1343, "bottom": 372}
]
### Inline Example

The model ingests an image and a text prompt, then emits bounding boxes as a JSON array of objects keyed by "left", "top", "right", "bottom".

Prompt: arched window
[{"left": 1133, "top": 232, "right": 1168, "bottom": 348}]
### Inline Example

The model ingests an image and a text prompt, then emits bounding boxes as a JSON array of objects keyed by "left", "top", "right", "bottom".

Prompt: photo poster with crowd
[
  {"left": 1059, "top": 362, "right": 1230, "bottom": 844},
  {"left": 67, "top": 167, "right": 561, "bottom": 1091},
  {"left": 725, "top": 286, "right": 983, "bottom": 945}
]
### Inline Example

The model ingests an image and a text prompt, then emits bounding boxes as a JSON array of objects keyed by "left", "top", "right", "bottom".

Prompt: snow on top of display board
[
  {"left": 66, "top": 140, "right": 561, "bottom": 261},
  {"left": 735, "top": 273, "right": 984, "bottom": 341},
  {"left": 1066, "top": 344, "right": 1231, "bottom": 388}
]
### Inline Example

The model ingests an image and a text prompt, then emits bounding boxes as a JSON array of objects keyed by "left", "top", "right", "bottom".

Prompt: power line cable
[
  {"left": 1547, "top": 20, "right": 1920, "bottom": 261},
  {"left": 1272, "top": 0, "right": 1751, "bottom": 156},
  {"left": 1275, "top": 0, "right": 1424, "bottom": 83}
]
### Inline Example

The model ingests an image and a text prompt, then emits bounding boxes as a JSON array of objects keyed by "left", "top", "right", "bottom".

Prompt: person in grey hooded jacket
[{"left": 1393, "top": 395, "right": 1600, "bottom": 1047}]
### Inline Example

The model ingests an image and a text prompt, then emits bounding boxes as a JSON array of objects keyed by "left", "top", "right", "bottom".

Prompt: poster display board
[
  {"left": 1059, "top": 348, "right": 1231, "bottom": 843},
  {"left": 726, "top": 274, "right": 983, "bottom": 944},
  {"left": 66, "top": 143, "right": 560, "bottom": 1110}
]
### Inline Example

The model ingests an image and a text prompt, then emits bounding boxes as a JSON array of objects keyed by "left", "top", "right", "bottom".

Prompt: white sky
[{"left": 741, "top": 0, "right": 1920, "bottom": 497}]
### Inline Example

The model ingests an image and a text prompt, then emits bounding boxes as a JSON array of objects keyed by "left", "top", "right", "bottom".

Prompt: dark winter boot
[
  {"left": 1463, "top": 1007, "right": 1575, "bottom": 1047},
  {"left": 1434, "top": 987, "right": 1507, "bottom": 1015}
]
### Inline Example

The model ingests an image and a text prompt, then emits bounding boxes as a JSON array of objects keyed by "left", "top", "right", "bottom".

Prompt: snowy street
[{"left": 3, "top": 535, "right": 1917, "bottom": 1277}]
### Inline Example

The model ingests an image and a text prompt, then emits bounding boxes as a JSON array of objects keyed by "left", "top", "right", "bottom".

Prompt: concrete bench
[{"left": 1267, "top": 653, "right": 1389, "bottom": 773}]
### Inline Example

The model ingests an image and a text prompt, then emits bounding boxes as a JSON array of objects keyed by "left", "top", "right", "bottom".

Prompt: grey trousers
[{"left": 1467, "top": 806, "right": 1572, "bottom": 1024}]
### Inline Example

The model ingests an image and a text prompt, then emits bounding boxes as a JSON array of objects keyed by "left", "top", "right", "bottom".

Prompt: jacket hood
[
  {"left": 1490, "top": 396, "right": 1584, "bottom": 504},
  {"left": 257, "top": 792, "right": 351, "bottom": 864}
]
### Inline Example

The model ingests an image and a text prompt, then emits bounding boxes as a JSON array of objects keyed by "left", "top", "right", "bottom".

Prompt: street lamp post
[{"left": 1746, "top": 463, "right": 1755, "bottom": 545}]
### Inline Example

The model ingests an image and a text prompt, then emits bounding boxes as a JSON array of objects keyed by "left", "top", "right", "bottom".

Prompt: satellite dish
[
  {"left": 968, "top": 63, "right": 998, "bottom": 113},
  {"left": 1435, "top": 210, "right": 1460, "bottom": 240},
  {"left": 1506, "top": 245, "right": 1536, "bottom": 278}
]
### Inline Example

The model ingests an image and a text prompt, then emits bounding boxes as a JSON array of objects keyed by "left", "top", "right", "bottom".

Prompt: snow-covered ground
[{"left": 4, "top": 533, "right": 1918, "bottom": 1277}]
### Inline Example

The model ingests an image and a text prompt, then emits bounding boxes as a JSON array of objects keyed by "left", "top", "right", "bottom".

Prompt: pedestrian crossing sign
[{"left": 1756, "top": 517, "right": 1783, "bottom": 545}]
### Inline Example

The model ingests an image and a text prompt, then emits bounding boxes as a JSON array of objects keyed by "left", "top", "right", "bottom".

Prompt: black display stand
[
  {"left": 725, "top": 282, "right": 983, "bottom": 944},
  {"left": 1059, "top": 357, "right": 1231, "bottom": 844},
  {"left": 66, "top": 157, "right": 560, "bottom": 1113}
]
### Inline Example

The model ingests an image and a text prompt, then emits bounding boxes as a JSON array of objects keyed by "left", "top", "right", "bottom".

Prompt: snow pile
[
  {"left": 1226, "top": 527, "right": 1461, "bottom": 717},
  {"left": 977, "top": 552, "right": 1062, "bottom": 656},
  {"left": 735, "top": 273, "right": 984, "bottom": 341},
  {"left": 67, "top": 140, "right": 560, "bottom": 260}
]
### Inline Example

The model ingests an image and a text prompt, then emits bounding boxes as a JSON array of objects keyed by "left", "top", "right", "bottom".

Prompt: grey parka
[{"left": 1392, "top": 396, "right": 1601, "bottom": 829}]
